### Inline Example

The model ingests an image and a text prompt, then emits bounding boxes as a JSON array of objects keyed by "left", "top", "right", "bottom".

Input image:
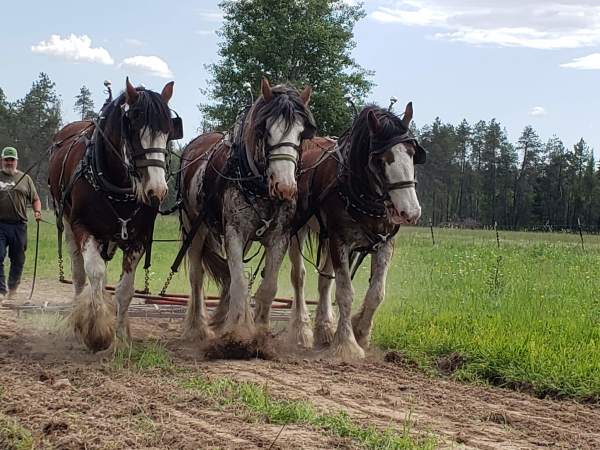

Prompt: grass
[
  {"left": 0, "top": 414, "right": 33, "bottom": 450},
  {"left": 24, "top": 212, "right": 600, "bottom": 401},
  {"left": 373, "top": 227, "right": 600, "bottom": 402},
  {"left": 112, "top": 340, "right": 172, "bottom": 371},
  {"left": 182, "top": 375, "right": 436, "bottom": 449}
]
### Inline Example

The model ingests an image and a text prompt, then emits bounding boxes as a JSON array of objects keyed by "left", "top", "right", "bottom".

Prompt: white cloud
[
  {"left": 125, "top": 38, "right": 144, "bottom": 47},
  {"left": 31, "top": 34, "right": 114, "bottom": 64},
  {"left": 195, "top": 30, "right": 216, "bottom": 36},
  {"left": 196, "top": 9, "right": 223, "bottom": 21},
  {"left": 529, "top": 106, "right": 547, "bottom": 117},
  {"left": 561, "top": 53, "right": 600, "bottom": 70},
  {"left": 370, "top": 1, "right": 600, "bottom": 50},
  {"left": 120, "top": 56, "right": 173, "bottom": 78}
]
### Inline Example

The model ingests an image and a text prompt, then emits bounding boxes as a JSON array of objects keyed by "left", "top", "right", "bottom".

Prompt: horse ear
[
  {"left": 261, "top": 78, "right": 273, "bottom": 103},
  {"left": 367, "top": 110, "right": 380, "bottom": 134},
  {"left": 125, "top": 77, "right": 139, "bottom": 105},
  {"left": 402, "top": 102, "right": 413, "bottom": 127},
  {"left": 161, "top": 81, "right": 174, "bottom": 103},
  {"left": 300, "top": 85, "right": 312, "bottom": 106}
]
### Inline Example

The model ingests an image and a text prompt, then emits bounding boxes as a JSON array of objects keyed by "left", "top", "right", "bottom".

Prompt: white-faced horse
[
  {"left": 48, "top": 78, "right": 179, "bottom": 351},
  {"left": 288, "top": 103, "right": 425, "bottom": 360},
  {"left": 179, "top": 79, "right": 315, "bottom": 354}
]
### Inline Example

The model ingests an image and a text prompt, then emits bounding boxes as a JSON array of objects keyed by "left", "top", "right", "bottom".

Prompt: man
[{"left": 0, "top": 146, "right": 41, "bottom": 305}]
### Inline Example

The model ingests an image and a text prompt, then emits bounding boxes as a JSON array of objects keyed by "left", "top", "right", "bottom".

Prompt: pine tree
[
  {"left": 11, "top": 73, "right": 62, "bottom": 204},
  {"left": 512, "top": 126, "right": 543, "bottom": 227},
  {"left": 455, "top": 119, "right": 471, "bottom": 220},
  {"left": 74, "top": 85, "right": 96, "bottom": 120},
  {"left": 200, "top": 0, "right": 373, "bottom": 135}
]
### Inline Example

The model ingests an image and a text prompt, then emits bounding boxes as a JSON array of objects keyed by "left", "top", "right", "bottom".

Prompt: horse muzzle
[
  {"left": 269, "top": 180, "right": 297, "bottom": 202},
  {"left": 387, "top": 204, "right": 421, "bottom": 225},
  {"left": 145, "top": 186, "right": 168, "bottom": 208}
]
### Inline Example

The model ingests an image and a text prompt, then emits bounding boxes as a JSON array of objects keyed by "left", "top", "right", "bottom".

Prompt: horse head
[
  {"left": 114, "top": 77, "right": 177, "bottom": 207},
  {"left": 244, "top": 78, "right": 315, "bottom": 201},
  {"left": 350, "top": 103, "right": 426, "bottom": 225}
]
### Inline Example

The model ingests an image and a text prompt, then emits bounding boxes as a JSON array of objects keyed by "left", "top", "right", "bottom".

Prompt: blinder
[
  {"left": 169, "top": 114, "right": 183, "bottom": 141},
  {"left": 371, "top": 131, "right": 426, "bottom": 165},
  {"left": 368, "top": 130, "right": 426, "bottom": 198},
  {"left": 120, "top": 105, "right": 170, "bottom": 172}
]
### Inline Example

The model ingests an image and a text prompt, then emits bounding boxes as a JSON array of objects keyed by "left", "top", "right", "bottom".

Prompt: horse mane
[
  {"left": 104, "top": 87, "right": 172, "bottom": 138},
  {"left": 243, "top": 85, "right": 316, "bottom": 163},
  {"left": 341, "top": 105, "right": 408, "bottom": 183}
]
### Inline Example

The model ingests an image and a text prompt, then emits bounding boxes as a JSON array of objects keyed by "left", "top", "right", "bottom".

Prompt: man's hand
[{"left": 34, "top": 210, "right": 42, "bottom": 222}]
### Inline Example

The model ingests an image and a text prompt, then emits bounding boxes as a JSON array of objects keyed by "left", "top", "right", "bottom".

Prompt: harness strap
[
  {"left": 268, "top": 153, "right": 298, "bottom": 166},
  {"left": 386, "top": 180, "right": 417, "bottom": 191},
  {"left": 266, "top": 142, "right": 302, "bottom": 152},
  {"left": 135, "top": 159, "right": 166, "bottom": 169},
  {"left": 170, "top": 211, "right": 205, "bottom": 274}
]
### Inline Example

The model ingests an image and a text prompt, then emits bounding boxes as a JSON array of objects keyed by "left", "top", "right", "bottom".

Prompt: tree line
[
  {"left": 1, "top": 0, "right": 596, "bottom": 231},
  {"left": 414, "top": 118, "right": 597, "bottom": 231},
  {"left": 0, "top": 73, "right": 95, "bottom": 206}
]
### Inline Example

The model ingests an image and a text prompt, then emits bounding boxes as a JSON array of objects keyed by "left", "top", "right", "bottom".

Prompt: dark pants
[{"left": 0, "top": 222, "right": 27, "bottom": 294}]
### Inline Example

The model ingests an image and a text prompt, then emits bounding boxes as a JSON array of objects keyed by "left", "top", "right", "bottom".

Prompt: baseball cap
[{"left": 1, "top": 147, "right": 18, "bottom": 160}]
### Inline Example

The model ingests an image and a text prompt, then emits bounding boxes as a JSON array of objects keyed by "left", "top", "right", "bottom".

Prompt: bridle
[
  {"left": 264, "top": 141, "right": 304, "bottom": 172},
  {"left": 369, "top": 130, "right": 426, "bottom": 199},
  {"left": 118, "top": 98, "right": 181, "bottom": 174},
  {"left": 235, "top": 109, "right": 315, "bottom": 182}
]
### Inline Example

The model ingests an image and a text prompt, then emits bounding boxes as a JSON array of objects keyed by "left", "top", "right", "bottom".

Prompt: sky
[{"left": 1, "top": 0, "right": 599, "bottom": 155}]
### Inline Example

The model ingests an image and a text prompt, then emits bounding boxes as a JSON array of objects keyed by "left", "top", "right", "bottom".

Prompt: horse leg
[
  {"left": 285, "top": 229, "right": 313, "bottom": 348},
  {"left": 218, "top": 225, "right": 254, "bottom": 341},
  {"left": 328, "top": 237, "right": 364, "bottom": 360},
  {"left": 314, "top": 244, "right": 335, "bottom": 348},
  {"left": 254, "top": 235, "right": 289, "bottom": 334},
  {"left": 70, "top": 233, "right": 115, "bottom": 352},
  {"left": 63, "top": 217, "right": 86, "bottom": 295},
  {"left": 183, "top": 224, "right": 213, "bottom": 341},
  {"left": 352, "top": 240, "right": 393, "bottom": 349},
  {"left": 114, "top": 246, "right": 144, "bottom": 344}
]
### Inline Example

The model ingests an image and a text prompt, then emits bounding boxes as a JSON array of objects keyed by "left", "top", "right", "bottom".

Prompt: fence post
[
  {"left": 429, "top": 218, "right": 435, "bottom": 245},
  {"left": 578, "top": 217, "right": 585, "bottom": 251},
  {"left": 494, "top": 221, "right": 500, "bottom": 248}
]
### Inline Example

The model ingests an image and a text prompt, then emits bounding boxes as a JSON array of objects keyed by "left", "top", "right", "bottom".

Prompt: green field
[{"left": 24, "top": 213, "right": 600, "bottom": 402}]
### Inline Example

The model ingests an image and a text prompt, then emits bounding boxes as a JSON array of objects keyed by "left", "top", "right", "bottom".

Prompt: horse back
[
  {"left": 294, "top": 137, "right": 338, "bottom": 228},
  {"left": 181, "top": 132, "right": 228, "bottom": 195},
  {"left": 48, "top": 120, "right": 94, "bottom": 201}
]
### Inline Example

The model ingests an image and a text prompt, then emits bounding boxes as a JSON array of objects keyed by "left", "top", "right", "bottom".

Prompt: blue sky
[{"left": 2, "top": 0, "right": 599, "bottom": 155}]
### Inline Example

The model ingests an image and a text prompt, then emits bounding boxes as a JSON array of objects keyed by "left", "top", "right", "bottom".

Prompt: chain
[
  {"left": 159, "top": 271, "right": 175, "bottom": 296},
  {"left": 143, "top": 267, "right": 151, "bottom": 294},
  {"left": 58, "top": 254, "right": 65, "bottom": 282}
]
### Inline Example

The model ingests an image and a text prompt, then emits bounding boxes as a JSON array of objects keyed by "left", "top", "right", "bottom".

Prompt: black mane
[
  {"left": 104, "top": 87, "right": 172, "bottom": 139},
  {"left": 244, "top": 85, "right": 316, "bottom": 156},
  {"left": 341, "top": 105, "right": 409, "bottom": 194}
]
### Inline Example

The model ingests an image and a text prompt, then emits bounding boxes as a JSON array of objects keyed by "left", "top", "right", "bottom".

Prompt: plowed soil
[{"left": 1, "top": 279, "right": 599, "bottom": 449}]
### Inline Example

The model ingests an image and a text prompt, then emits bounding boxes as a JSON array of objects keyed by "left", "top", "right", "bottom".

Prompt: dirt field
[{"left": 1, "top": 279, "right": 599, "bottom": 449}]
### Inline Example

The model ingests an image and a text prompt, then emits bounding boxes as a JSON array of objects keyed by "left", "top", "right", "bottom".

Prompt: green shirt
[{"left": 0, "top": 170, "right": 39, "bottom": 223}]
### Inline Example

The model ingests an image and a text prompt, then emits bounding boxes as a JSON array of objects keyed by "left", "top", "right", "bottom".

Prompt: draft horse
[
  {"left": 288, "top": 103, "right": 426, "bottom": 360},
  {"left": 48, "top": 78, "right": 180, "bottom": 352},
  {"left": 180, "top": 78, "right": 314, "bottom": 350}
]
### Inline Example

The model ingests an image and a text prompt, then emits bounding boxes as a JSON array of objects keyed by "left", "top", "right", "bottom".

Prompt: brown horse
[
  {"left": 288, "top": 103, "right": 426, "bottom": 360},
  {"left": 48, "top": 78, "right": 177, "bottom": 352},
  {"left": 179, "top": 78, "right": 314, "bottom": 351}
]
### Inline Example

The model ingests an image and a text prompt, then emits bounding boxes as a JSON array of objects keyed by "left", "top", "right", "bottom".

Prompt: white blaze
[
  {"left": 383, "top": 143, "right": 421, "bottom": 224},
  {"left": 138, "top": 127, "right": 169, "bottom": 203},
  {"left": 266, "top": 117, "right": 303, "bottom": 198}
]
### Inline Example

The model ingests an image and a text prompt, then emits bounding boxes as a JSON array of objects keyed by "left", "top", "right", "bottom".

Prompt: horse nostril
[{"left": 148, "top": 189, "right": 154, "bottom": 199}]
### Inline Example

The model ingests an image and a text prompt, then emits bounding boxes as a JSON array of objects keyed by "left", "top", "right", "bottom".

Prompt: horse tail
[{"left": 202, "top": 235, "right": 231, "bottom": 328}]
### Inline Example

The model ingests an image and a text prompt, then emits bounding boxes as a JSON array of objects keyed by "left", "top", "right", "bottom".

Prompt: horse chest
[
  {"left": 324, "top": 206, "right": 396, "bottom": 251},
  {"left": 222, "top": 187, "right": 296, "bottom": 239}
]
